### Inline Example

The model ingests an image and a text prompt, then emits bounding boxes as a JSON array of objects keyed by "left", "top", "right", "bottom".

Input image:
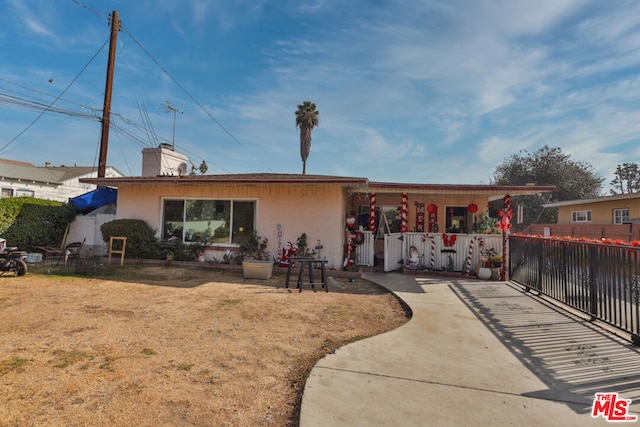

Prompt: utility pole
[
  {"left": 163, "top": 100, "right": 182, "bottom": 150},
  {"left": 98, "top": 10, "right": 119, "bottom": 178}
]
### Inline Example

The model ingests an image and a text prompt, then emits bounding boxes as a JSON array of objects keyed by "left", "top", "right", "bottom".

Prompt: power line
[
  {"left": 0, "top": 37, "right": 110, "bottom": 155},
  {"left": 0, "top": 77, "right": 101, "bottom": 114},
  {"left": 70, "top": 0, "right": 104, "bottom": 19},
  {"left": 119, "top": 23, "right": 275, "bottom": 173},
  {"left": 6, "top": 6, "right": 273, "bottom": 174}
]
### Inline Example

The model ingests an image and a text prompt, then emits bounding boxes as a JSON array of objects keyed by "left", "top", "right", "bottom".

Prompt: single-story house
[{"left": 81, "top": 146, "right": 555, "bottom": 270}]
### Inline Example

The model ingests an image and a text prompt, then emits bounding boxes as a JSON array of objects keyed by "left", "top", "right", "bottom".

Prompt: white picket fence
[
  {"left": 402, "top": 233, "right": 503, "bottom": 273},
  {"left": 355, "top": 232, "right": 504, "bottom": 272},
  {"left": 355, "top": 231, "right": 375, "bottom": 267}
]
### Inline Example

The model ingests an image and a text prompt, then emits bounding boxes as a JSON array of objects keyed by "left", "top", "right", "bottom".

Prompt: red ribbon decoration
[{"left": 442, "top": 233, "right": 457, "bottom": 247}]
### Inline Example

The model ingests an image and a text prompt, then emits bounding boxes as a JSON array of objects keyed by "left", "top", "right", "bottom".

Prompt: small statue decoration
[
  {"left": 343, "top": 212, "right": 364, "bottom": 271},
  {"left": 405, "top": 245, "right": 420, "bottom": 270},
  {"left": 280, "top": 241, "right": 298, "bottom": 267}
]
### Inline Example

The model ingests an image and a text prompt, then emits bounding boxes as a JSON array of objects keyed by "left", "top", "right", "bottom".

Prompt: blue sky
[{"left": 0, "top": 0, "right": 639, "bottom": 192}]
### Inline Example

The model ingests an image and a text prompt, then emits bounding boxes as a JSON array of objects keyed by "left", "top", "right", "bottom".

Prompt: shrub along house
[{"left": 82, "top": 146, "right": 554, "bottom": 272}]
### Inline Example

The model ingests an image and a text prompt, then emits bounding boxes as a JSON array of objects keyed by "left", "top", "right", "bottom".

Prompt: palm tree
[{"left": 295, "top": 101, "right": 319, "bottom": 175}]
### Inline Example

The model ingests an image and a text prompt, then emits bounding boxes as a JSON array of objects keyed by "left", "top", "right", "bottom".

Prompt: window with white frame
[
  {"left": 15, "top": 189, "right": 34, "bottom": 197},
  {"left": 613, "top": 208, "right": 630, "bottom": 224},
  {"left": 162, "top": 199, "right": 256, "bottom": 244},
  {"left": 571, "top": 210, "right": 592, "bottom": 222}
]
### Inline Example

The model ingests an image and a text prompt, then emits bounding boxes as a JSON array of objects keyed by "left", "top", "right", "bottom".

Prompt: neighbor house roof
[
  {"left": 1, "top": 158, "right": 124, "bottom": 187},
  {"left": 543, "top": 192, "right": 640, "bottom": 208},
  {"left": 44, "top": 166, "right": 103, "bottom": 181},
  {"left": 0, "top": 158, "right": 63, "bottom": 185}
]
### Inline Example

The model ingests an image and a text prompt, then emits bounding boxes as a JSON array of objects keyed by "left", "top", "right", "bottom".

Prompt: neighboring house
[
  {"left": 0, "top": 158, "right": 123, "bottom": 202},
  {"left": 527, "top": 193, "right": 640, "bottom": 241},
  {"left": 543, "top": 193, "right": 640, "bottom": 225},
  {"left": 82, "top": 145, "right": 555, "bottom": 269}
]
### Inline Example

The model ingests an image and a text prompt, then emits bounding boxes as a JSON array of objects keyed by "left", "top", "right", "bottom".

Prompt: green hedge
[
  {"left": 100, "top": 219, "right": 203, "bottom": 261},
  {"left": 100, "top": 219, "right": 159, "bottom": 259},
  {"left": 0, "top": 197, "right": 76, "bottom": 251}
]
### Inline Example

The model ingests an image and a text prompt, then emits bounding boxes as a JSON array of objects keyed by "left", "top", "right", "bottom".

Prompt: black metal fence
[{"left": 510, "top": 235, "right": 640, "bottom": 345}]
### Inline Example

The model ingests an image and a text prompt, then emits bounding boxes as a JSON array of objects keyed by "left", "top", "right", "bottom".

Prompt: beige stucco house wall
[
  {"left": 90, "top": 175, "right": 366, "bottom": 269},
  {"left": 83, "top": 172, "right": 555, "bottom": 269}
]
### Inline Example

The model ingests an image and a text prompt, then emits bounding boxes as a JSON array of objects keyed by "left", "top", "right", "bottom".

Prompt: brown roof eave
[
  {"left": 80, "top": 176, "right": 369, "bottom": 187},
  {"left": 367, "top": 182, "right": 556, "bottom": 193}
]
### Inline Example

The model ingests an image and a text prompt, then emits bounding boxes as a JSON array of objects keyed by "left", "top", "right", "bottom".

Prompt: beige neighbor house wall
[
  {"left": 529, "top": 193, "right": 640, "bottom": 241},
  {"left": 555, "top": 199, "right": 640, "bottom": 224},
  {"left": 115, "top": 182, "right": 348, "bottom": 269}
]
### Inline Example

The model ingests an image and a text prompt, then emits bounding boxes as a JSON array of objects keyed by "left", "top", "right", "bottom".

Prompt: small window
[
  {"left": 572, "top": 210, "right": 592, "bottom": 222},
  {"left": 15, "top": 189, "right": 34, "bottom": 197},
  {"left": 1, "top": 188, "right": 13, "bottom": 198},
  {"left": 613, "top": 208, "right": 630, "bottom": 225}
]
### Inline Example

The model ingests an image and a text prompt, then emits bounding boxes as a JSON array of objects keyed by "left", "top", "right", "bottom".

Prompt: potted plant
[
  {"left": 236, "top": 231, "right": 273, "bottom": 279},
  {"left": 476, "top": 247, "right": 500, "bottom": 280},
  {"left": 296, "top": 233, "right": 316, "bottom": 258}
]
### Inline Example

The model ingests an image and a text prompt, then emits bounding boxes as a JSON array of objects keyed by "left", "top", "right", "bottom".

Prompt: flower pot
[
  {"left": 242, "top": 260, "right": 273, "bottom": 279},
  {"left": 477, "top": 267, "right": 492, "bottom": 280}
]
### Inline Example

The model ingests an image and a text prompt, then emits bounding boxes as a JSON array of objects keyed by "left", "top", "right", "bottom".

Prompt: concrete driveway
[{"left": 300, "top": 273, "right": 640, "bottom": 426}]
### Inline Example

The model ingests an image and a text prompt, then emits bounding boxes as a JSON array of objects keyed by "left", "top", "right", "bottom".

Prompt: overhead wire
[
  {"left": 0, "top": 90, "right": 99, "bottom": 120},
  {"left": 0, "top": 37, "right": 110, "bottom": 155},
  {"left": 118, "top": 23, "right": 276, "bottom": 173},
  {"left": 4, "top": 2, "right": 274, "bottom": 174}
]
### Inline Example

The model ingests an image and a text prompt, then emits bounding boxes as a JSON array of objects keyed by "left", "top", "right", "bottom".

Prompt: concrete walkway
[{"left": 299, "top": 273, "right": 640, "bottom": 426}]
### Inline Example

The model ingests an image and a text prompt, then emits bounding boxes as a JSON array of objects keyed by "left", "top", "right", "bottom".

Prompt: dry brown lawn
[{"left": 0, "top": 264, "right": 409, "bottom": 426}]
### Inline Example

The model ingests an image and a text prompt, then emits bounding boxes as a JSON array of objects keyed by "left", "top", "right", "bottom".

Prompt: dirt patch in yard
[{"left": 0, "top": 265, "right": 409, "bottom": 426}]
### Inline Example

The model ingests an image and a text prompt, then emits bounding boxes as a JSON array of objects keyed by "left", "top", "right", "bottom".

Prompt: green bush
[
  {"left": 0, "top": 197, "right": 76, "bottom": 251},
  {"left": 100, "top": 219, "right": 158, "bottom": 259},
  {"left": 158, "top": 239, "right": 204, "bottom": 261}
]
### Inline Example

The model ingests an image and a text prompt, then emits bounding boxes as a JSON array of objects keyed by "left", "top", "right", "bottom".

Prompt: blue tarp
[{"left": 70, "top": 187, "right": 117, "bottom": 213}]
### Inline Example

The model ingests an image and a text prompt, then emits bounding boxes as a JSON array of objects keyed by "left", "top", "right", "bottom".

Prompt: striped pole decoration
[
  {"left": 464, "top": 236, "right": 475, "bottom": 275},
  {"left": 400, "top": 192, "right": 408, "bottom": 233},
  {"left": 502, "top": 231, "right": 508, "bottom": 281},
  {"left": 369, "top": 193, "right": 377, "bottom": 232},
  {"left": 430, "top": 234, "right": 436, "bottom": 270}
]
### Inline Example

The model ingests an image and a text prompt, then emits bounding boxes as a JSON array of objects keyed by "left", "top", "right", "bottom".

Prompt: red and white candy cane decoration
[
  {"left": 464, "top": 236, "right": 475, "bottom": 275},
  {"left": 430, "top": 234, "right": 436, "bottom": 270},
  {"left": 400, "top": 192, "right": 408, "bottom": 233},
  {"left": 369, "top": 193, "right": 377, "bottom": 232}
]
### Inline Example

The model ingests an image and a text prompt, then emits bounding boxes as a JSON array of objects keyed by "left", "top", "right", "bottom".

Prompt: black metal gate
[{"left": 510, "top": 235, "right": 640, "bottom": 345}]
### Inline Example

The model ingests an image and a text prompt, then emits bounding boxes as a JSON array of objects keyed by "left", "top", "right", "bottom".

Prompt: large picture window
[{"left": 162, "top": 199, "right": 255, "bottom": 245}]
